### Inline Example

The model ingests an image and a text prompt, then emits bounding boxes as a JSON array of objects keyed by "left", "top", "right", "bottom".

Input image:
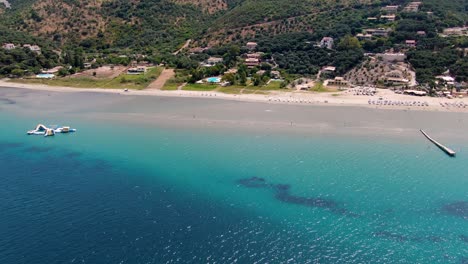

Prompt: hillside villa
[
  {"left": 381, "top": 5, "right": 399, "bottom": 13},
  {"left": 356, "top": 33, "right": 373, "bottom": 40},
  {"left": 320, "top": 37, "right": 334, "bottom": 49},
  {"left": 246, "top": 42, "right": 258, "bottom": 51},
  {"left": 364, "top": 28, "right": 393, "bottom": 37},
  {"left": 2, "top": 43, "right": 16, "bottom": 50},
  {"left": 23, "top": 44, "right": 41, "bottom": 53},
  {"left": 245, "top": 58, "right": 260, "bottom": 68},
  {"left": 202, "top": 57, "right": 224, "bottom": 67},
  {"left": 436, "top": 75, "right": 455, "bottom": 86},
  {"left": 381, "top": 15, "right": 396, "bottom": 22},
  {"left": 3, "top": 43, "right": 42, "bottom": 53},
  {"left": 442, "top": 27, "right": 468, "bottom": 37},
  {"left": 244, "top": 52, "right": 262, "bottom": 67},
  {"left": 405, "top": 40, "right": 417, "bottom": 48},
  {"left": 403, "top": 2, "right": 422, "bottom": 12}
]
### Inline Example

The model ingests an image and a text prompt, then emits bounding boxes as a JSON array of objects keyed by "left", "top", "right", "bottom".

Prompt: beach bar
[{"left": 420, "top": 129, "right": 456, "bottom": 157}]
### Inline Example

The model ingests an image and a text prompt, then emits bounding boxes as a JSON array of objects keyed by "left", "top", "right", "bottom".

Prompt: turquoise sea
[{"left": 0, "top": 89, "right": 467, "bottom": 263}]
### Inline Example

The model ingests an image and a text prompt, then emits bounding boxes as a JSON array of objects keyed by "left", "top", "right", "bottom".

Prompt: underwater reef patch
[
  {"left": 442, "top": 201, "right": 468, "bottom": 219},
  {"left": 237, "top": 177, "right": 356, "bottom": 216}
]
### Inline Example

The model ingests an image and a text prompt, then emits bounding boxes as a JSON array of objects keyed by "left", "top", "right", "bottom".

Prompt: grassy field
[
  {"left": 161, "top": 79, "right": 181, "bottom": 90},
  {"left": 12, "top": 67, "right": 163, "bottom": 90},
  {"left": 310, "top": 82, "right": 337, "bottom": 93},
  {"left": 183, "top": 83, "right": 218, "bottom": 91}
]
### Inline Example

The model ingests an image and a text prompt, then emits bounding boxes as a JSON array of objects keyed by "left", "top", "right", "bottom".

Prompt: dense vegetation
[{"left": 0, "top": 0, "right": 466, "bottom": 85}]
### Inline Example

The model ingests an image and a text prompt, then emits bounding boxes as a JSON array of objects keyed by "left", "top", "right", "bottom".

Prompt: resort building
[
  {"left": 2, "top": 43, "right": 15, "bottom": 50},
  {"left": 416, "top": 31, "right": 426, "bottom": 36},
  {"left": 23, "top": 44, "right": 41, "bottom": 53},
  {"left": 377, "top": 53, "right": 406, "bottom": 62},
  {"left": 325, "top": 77, "right": 348, "bottom": 88},
  {"left": 245, "top": 58, "right": 260, "bottom": 68},
  {"left": 270, "top": 71, "right": 281, "bottom": 79},
  {"left": 381, "top": 5, "right": 399, "bottom": 13},
  {"left": 405, "top": 40, "right": 417, "bottom": 48},
  {"left": 442, "top": 27, "right": 468, "bottom": 37},
  {"left": 403, "top": 2, "right": 422, "bottom": 12},
  {"left": 320, "top": 37, "right": 334, "bottom": 49},
  {"left": 381, "top": 15, "right": 396, "bottom": 22},
  {"left": 436, "top": 76, "right": 455, "bottom": 86},
  {"left": 205, "top": 57, "right": 224, "bottom": 66},
  {"left": 322, "top": 66, "right": 336, "bottom": 72},
  {"left": 382, "top": 70, "right": 409, "bottom": 85},
  {"left": 364, "top": 28, "right": 392, "bottom": 37},
  {"left": 367, "top": 17, "right": 378, "bottom": 22},
  {"left": 246, "top": 42, "right": 258, "bottom": 51},
  {"left": 246, "top": 52, "right": 262, "bottom": 59},
  {"left": 356, "top": 33, "right": 373, "bottom": 40}
]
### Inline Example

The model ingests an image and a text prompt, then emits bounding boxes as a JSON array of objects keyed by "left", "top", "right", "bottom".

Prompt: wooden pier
[{"left": 420, "top": 129, "right": 456, "bottom": 157}]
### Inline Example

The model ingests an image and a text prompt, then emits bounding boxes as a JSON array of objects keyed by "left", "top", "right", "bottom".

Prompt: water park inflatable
[{"left": 27, "top": 124, "right": 76, "bottom": 137}]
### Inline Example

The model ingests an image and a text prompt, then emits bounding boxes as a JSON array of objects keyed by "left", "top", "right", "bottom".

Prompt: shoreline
[{"left": 1, "top": 79, "right": 467, "bottom": 113}]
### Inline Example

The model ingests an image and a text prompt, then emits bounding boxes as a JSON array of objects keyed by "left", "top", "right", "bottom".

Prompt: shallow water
[{"left": 0, "top": 88, "right": 467, "bottom": 263}]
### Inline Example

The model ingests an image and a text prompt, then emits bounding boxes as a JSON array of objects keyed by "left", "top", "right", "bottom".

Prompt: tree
[
  {"left": 337, "top": 35, "right": 361, "bottom": 50},
  {"left": 58, "top": 68, "right": 69, "bottom": 77},
  {"left": 11, "top": 68, "right": 25, "bottom": 77},
  {"left": 222, "top": 72, "right": 236, "bottom": 84}
]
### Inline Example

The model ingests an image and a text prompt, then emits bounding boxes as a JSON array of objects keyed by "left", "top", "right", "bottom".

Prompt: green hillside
[{"left": 0, "top": 0, "right": 466, "bottom": 83}]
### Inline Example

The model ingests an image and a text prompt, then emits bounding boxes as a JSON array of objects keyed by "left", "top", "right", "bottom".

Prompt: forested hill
[{"left": 1, "top": 0, "right": 466, "bottom": 51}]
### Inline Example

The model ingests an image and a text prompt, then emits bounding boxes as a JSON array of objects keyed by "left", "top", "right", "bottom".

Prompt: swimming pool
[
  {"left": 206, "top": 77, "right": 221, "bottom": 83},
  {"left": 36, "top": 74, "right": 55, "bottom": 79}
]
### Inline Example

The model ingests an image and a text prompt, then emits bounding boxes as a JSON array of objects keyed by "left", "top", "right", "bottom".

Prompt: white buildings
[
  {"left": 2, "top": 43, "right": 16, "bottom": 50},
  {"left": 381, "top": 15, "right": 396, "bottom": 22},
  {"left": 403, "top": 2, "right": 422, "bottom": 12},
  {"left": 23, "top": 44, "right": 41, "bottom": 53},
  {"left": 246, "top": 42, "right": 258, "bottom": 51},
  {"left": 320, "top": 37, "right": 334, "bottom": 49},
  {"left": 381, "top": 5, "right": 399, "bottom": 13},
  {"left": 364, "top": 28, "right": 393, "bottom": 37},
  {"left": 3, "top": 43, "right": 42, "bottom": 53}
]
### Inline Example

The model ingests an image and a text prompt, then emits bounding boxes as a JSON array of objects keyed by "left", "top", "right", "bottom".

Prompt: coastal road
[
  {"left": 173, "top": 39, "right": 192, "bottom": 55},
  {"left": 146, "top": 69, "right": 175, "bottom": 90}
]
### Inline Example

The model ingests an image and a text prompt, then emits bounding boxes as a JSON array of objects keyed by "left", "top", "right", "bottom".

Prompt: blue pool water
[
  {"left": 36, "top": 73, "right": 55, "bottom": 79},
  {"left": 206, "top": 77, "right": 221, "bottom": 83},
  {"left": 0, "top": 89, "right": 467, "bottom": 263}
]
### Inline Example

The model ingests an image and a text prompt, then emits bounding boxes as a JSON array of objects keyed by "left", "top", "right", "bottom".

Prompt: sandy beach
[
  {"left": 1, "top": 79, "right": 467, "bottom": 113},
  {"left": 2, "top": 83, "right": 468, "bottom": 144}
]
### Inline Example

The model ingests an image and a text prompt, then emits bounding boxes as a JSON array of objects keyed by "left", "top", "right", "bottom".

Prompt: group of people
[
  {"left": 348, "top": 87, "right": 377, "bottom": 96},
  {"left": 268, "top": 97, "right": 316, "bottom": 104},
  {"left": 368, "top": 99, "right": 429, "bottom": 107},
  {"left": 440, "top": 101, "right": 467, "bottom": 109}
]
